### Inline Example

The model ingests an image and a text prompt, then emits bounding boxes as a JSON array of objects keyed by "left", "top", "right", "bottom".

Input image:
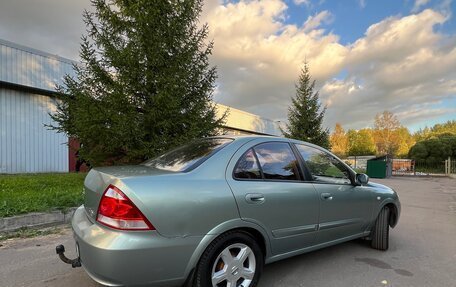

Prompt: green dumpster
[{"left": 366, "top": 156, "right": 391, "bottom": 178}]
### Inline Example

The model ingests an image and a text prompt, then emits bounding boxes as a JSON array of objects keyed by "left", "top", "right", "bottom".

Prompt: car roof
[
  {"left": 211, "top": 135, "right": 289, "bottom": 146},
  {"left": 214, "top": 135, "right": 332, "bottom": 154},
  {"left": 210, "top": 135, "right": 319, "bottom": 147},
  {"left": 211, "top": 135, "right": 284, "bottom": 141}
]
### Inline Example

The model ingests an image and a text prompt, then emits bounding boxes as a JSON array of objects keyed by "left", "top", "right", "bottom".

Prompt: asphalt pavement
[{"left": 1, "top": 177, "right": 455, "bottom": 287}]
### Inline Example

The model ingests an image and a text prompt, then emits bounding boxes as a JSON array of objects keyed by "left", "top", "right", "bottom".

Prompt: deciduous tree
[
  {"left": 330, "top": 123, "right": 348, "bottom": 157},
  {"left": 395, "top": 127, "right": 415, "bottom": 158},
  {"left": 414, "top": 120, "right": 456, "bottom": 141},
  {"left": 373, "top": 111, "right": 401, "bottom": 155},
  {"left": 347, "top": 129, "right": 376, "bottom": 156}
]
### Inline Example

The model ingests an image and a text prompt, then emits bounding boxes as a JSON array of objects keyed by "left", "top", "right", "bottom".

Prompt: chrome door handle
[
  {"left": 245, "top": 193, "right": 265, "bottom": 204},
  {"left": 321, "top": 193, "right": 333, "bottom": 200}
]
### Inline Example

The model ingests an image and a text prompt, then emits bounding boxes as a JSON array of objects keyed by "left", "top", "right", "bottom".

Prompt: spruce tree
[
  {"left": 51, "top": 0, "right": 224, "bottom": 165},
  {"left": 282, "top": 63, "right": 330, "bottom": 148}
]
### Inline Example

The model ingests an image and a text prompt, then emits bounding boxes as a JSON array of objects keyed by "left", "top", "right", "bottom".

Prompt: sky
[{"left": 0, "top": 0, "right": 455, "bottom": 132}]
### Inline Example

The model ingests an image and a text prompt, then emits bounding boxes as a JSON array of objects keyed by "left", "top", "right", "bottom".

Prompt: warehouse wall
[
  {"left": 0, "top": 39, "right": 74, "bottom": 174},
  {"left": 0, "top": 39, "right": 75, "bottom": 90},
  {"left": 0, "top": 88, "right": 68, "bottom": 173},
  {"left": 216, "top": 104, "right": 282, "bottom": 136}
]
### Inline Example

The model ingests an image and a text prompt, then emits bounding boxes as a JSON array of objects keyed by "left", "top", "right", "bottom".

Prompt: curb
[{"left": 0, "top": 207, "right": 78, "bottom": 233}]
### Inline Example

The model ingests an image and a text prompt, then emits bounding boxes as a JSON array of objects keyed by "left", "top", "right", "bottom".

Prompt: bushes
[{"left": 409, "top": 135, "right": 456, "bottom": 163}]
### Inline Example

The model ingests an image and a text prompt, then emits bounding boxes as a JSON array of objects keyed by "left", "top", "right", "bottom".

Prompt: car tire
[
  {"left": 194, "top": 231, "right": 264, "bottom": 287},
  {"left": 371, "top": 206, "right": 390, "bottom": 251}
]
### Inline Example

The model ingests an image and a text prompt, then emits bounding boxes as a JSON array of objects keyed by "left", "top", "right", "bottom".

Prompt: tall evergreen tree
[
  {"left": 50, "top": 0, "right": 225, "bottom": 165},
  {"left": 282, "top": 63, "right": 330, "bottom": 148}
]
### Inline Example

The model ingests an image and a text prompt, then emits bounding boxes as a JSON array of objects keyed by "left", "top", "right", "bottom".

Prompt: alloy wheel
[{"left": 211, "top": 243, "right": 256, "bottom": 287}]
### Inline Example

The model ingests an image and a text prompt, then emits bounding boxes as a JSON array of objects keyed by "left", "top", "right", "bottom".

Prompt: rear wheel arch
[
  {"left": 184, "top": 222, "right": 271, "bottom": 282},
  {"left": 201, "top": 227, "right": 269, "bottom": 263},
  {"left": 234, "top": 227, "right": 267, "bottom": 259}
]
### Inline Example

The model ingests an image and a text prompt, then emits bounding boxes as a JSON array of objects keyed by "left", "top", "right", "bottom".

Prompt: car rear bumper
[{"left": 71, "top": 205, "right": 204, "bottom": 286}]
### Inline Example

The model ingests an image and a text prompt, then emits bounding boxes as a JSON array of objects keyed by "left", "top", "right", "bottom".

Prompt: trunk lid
[{"left": 83, "top": 165, "right": 173, "bottom": 221}]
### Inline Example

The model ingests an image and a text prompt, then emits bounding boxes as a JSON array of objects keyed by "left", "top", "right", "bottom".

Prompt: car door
[
  {"left": 294, "top": 143, "right": 373, "bottom": 244},
  {"left": 226, "top": 140, "right": 319, "bottom": 255}
]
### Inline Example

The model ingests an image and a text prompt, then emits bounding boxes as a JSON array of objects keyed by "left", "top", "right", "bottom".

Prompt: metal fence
[
  {"left": 392, "top": 158, "right": 454, "bottom": 176},
  {"left": 445, "top": 158, "right": 456, "bottom": 175},
  {"left": 415, "top": 160, "right": 446, "bottom": 175}
]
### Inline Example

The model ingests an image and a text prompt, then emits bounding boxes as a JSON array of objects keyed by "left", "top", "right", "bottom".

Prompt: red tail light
[{"left": 97, "top": 185, "right": 154, "bottom": 231}]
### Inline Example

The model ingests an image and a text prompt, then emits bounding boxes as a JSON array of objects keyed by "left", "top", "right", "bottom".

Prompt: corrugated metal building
[
  {"left": 0, "top": 39, "right": 281, "bottom": 174},
  {"left": 216, "top": 104, "right": 281, "bottom": 136},
  {"left": 0, "top": 39, "right": 76, "bottom": 173}
]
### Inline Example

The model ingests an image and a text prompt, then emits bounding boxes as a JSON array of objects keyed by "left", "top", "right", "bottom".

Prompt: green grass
[
  {"left": 0, "top": 173, "right": 86, "bottom": 218},
  {"left": 354, "top": 168, "right": 366, "bottom": 174}
]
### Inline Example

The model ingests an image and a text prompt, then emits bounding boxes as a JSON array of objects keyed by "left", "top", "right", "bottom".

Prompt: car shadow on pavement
[{"left": 258, "top": 239, "right": 385, "bottom": 287}]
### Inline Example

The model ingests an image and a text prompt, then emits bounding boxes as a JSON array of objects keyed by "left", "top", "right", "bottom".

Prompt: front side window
[
  {"left": 296, "top": 144, "right": 351, "bottom": 184},
  {"left": 142, "top": 138, "right": 233, "bottom": 172},
  {"left": 253, "top": 142, "right": 300, "bottom": 181}
]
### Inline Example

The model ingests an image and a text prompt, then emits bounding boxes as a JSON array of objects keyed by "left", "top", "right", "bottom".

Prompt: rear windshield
[{"left": 141, "top": 138, "right": 233, "bottom": 172}]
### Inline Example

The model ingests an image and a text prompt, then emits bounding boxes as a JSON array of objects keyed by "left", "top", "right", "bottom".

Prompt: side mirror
[{"left": 356, "top": 173, "right": 369, "bottom": 185}]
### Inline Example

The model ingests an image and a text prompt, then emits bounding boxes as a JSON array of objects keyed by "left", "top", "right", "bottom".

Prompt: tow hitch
[{"left": 56, "top": 244, "right": 81, "bottom": 268}]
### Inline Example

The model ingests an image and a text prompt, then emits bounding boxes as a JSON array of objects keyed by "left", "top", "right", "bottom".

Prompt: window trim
[
  {"left": 252, "top": 148, "right": 265, "bottom": 179},
  {"left": 232, "top": 148, "right": 264, "bottom": 181},
  {"left": 293, "top": 143, "right": 356, "bottom": 186},
  {"left": 289, "top": 143, "right": 314, "bottom": 181},
  {"left": 232, "top": 141, "right": 304, "bottom": 182}
]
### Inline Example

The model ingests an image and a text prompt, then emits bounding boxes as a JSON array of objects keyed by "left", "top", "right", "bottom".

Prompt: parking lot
[{"left": 1, "top": 177, "right": 455, "bottom": 287}]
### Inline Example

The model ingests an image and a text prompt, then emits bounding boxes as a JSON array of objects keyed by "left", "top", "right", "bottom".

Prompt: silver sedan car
[{"left": 57, "top": 136, "right": 400, "bottom": 287}]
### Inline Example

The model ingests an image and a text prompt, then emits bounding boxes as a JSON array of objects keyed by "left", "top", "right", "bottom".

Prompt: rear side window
[
  {"left": 254, "top": 142, "right": 300, "bottom": 181},
  {"left": 142, "top": 138, "right": 233, "bottom": 172},
  {"left": 233, "top": 142, "right": 301, "bottom": 181},
  {"left": 233, "top": 149, "right": 262, "bottom": 179}
]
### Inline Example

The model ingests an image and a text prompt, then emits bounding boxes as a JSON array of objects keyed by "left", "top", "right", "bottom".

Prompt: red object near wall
[{"left": 69, "top": 137, "right": 88, "bottom": 172}]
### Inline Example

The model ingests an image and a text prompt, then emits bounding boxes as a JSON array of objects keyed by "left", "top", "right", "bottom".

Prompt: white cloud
[
  {"left": 294, "top": 0, "right": 311, "bottom": 6},
  {"left": 359, "top": 0, "right": 367, "bottom": 9},
  {"left": 412, "top": 0, "right": 431, "bottom": 12},
  {"left": 438, "top": 0, "right": 453, "bottom": 17},
  {"left": 302, "top": 10, "right": 334, "bottom": 32},
  {"left": 320, "top": 9, "right": 456, "bottom": 129},
  {"left": 0, "top": 0, "right": 91, "bottom": 59},
  {"left": 203, "top": 1, "right": 456, "bottom": 130},
  {"left": 204, "top": 0, "right": 347, "bottom": 115},
  {"left": 0, "top": 0, "right": 454, "bottom": 131},
  {"left": 395, "top": 105, "right": 456, "bottom": 125}
]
